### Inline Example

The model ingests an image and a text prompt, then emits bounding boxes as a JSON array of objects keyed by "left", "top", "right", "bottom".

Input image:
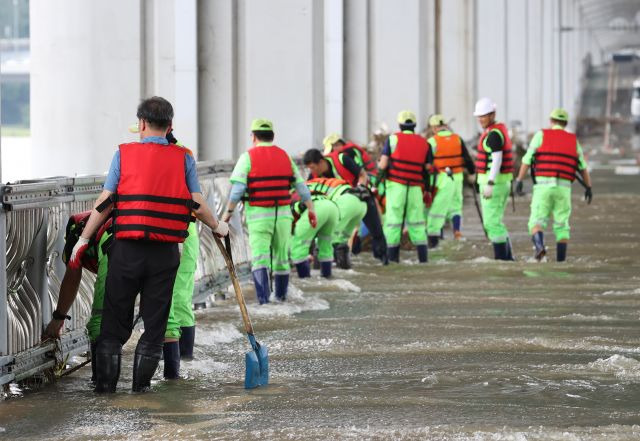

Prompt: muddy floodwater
[{"left": 1, "top": 168, "right": 639, "bottom": 440}]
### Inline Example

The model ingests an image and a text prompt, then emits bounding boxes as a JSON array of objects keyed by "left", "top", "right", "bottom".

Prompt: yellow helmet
[
  {"left": 397, "top": 110, "right": 417, "bottom": 125},
  {"left": 428, "top": 114, "right": 446, "bottom": 127},
  {"left": 250, "top": 118, "right": 274, "bottom": 132},
  {"left": 549, "top": 108, "right": 569, "bottom": 122},
  {"left": 322, "top": 132, "right": 342, "bottom": 154}
]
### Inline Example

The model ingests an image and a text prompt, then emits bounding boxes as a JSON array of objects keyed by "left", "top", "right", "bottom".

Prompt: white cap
[{"left": 473, "top": 97, "right": 497, "bottom": 116}]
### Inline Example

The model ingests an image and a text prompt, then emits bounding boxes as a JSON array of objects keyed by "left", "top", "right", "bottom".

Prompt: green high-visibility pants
[
  {"left": 333, "top": 193, "right": 367, "bottom": 245},
  {"left": 165, "top": 222, "right": 199, "bottom": 339},
  {"left": 479, "top": 181, "right": 511, "bottom": 243},
  {"left": 291, "top": 199, "right": 339, "bottom": 264},
  {"left": 528, "top": 184, "right": 572, "bottom": 241},
  {"left": 427, "top": 172, "right": 463, "bottom": 236},
  {"left": 87, "top": 223, "right": 200, "bottom": 342},
  {"left": 247, "top": 205, "right": 293, "bottom": 275},
  {"left": 383, "top": 180, "right": 427, "bottom": 247},
  {"left": 86, "top": 232, "right": 109, "bottom": 343}
]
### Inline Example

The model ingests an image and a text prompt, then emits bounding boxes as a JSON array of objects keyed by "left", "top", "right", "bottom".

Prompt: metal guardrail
[{"left": 0, "top": 160, "right": 254, "bottom": 387}]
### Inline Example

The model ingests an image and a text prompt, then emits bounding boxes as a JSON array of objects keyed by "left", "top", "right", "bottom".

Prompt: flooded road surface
[{"left": 1, "top": 169, "right": 640, "bottom": 440}]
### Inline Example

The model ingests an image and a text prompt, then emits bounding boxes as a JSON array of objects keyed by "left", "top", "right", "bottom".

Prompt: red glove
[
  {"left": 68, "top": 237, "right": 90, "bottom": 270},
  {"left": 423, "top": 191, "right": 433, "bottom": 208},
  {"left": 308, "top": 210, "right": 318, "bottom": 228}
]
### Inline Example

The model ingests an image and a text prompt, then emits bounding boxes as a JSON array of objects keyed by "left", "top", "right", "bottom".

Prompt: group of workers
[{"left": 42, "top": 95, "right": 593, "bottom": 394}]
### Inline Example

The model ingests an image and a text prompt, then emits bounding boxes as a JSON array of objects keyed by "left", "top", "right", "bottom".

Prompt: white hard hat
[{"left": 473, "top": 97, "right": 497, "bottom": 116}]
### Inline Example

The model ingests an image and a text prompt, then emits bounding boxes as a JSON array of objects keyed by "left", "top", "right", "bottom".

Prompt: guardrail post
[
  {"left": 26, "top": 209, "right": 50, "bottom": 331},
  {"left": 0, "top": 199, "right": 8, "bottom": 355}
]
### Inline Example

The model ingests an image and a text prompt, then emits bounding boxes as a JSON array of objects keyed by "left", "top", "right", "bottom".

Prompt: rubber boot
[
  {"left": 94, "top": 340, "right": 122, "bottom": 393},
  {"left": 252, "top": 268, "right": 271, "bottom": 304},
  {"left": 417, "top": 245, "right": 428, "bottom": 263},
  {"left": 274, "top": 274, "right": 289, "bottom": 302},
  {"left": 90, "top": 342, "right": 97, "bottom": 384},
  {"left": 351, "top": 233, "right": 362, "bottom": 255},
  {"left": 295, "top": 260, "right": 311, "bottom": 278},
  {"left": 532, "top": 231, "right": 546, "bottom": 261},
  {"left": 132, "top": 340, "right": 162, "bottom": 392},
  {"left": 372, "top": 237, "right": 389, "bottom": 265},
  {"left": 440, "top": 228, "right": 444, "bottom": 239},
  {"left": 162, "top": 341, "right": 180, "bottom": 379},
  {"left": 320, "top": 261, "right": 332, "bottom": 278},
  {"left": 492, "top": 242, "right": 508, "bottom": 260},
  {"left": 387, "top": 246, "right": 400, "bottom": 263},
  {"left": 179, "top": 326, "right": 195, "bottom": 360},
  {"left": 428, "top": 236, "right": 439, "bottom": 249},
  {"left": 557, "top": 242, "right": 568, "bottom": 262},
  {"left": 452, "top": 215, "right": 462, "bottom": 238},
  {"left": 505, "top": 238, "right": 515, "bottom": 261},
  {"left": 335, "top": 244, "right": 352, "bottom": 269}
]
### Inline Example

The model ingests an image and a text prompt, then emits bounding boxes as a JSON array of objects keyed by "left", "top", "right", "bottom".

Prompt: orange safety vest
[{"left": 432, "top": 133, "right": 465, "bottom": 173}]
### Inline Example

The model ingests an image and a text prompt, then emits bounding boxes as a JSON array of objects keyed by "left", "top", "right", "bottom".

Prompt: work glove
[
  {"left": 213, "top": 220, "right": 229, "bottom": 237},
  {"left": 423, "top": 191, "right": 433, "bottom": 207},
  {"left": 515, "top": 179, "right": 525, "bottom": 196},
  {"left": 584, "top": 187, "right": 593, "bottom": 204},
  {"left": 68, "top": 237, "right": 90, "bottom": 270},
  {"left": 482, "top": 184, "right": 494, "bottom": 199},
  {"left": 308, "top": 210, "right": 318, "bottom": 228}
]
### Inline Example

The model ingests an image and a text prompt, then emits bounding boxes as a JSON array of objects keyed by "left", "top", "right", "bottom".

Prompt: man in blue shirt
[{"left": 68, "top": 97, "right": 228, "bottom": 393}]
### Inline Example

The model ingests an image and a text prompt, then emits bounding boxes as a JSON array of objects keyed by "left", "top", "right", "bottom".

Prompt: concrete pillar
[
  {"left": 197, "top": 0, "right": 237, "bottom": 161},
  {"left": 173, "top": 0, "right": 199, "bottom": 153},
  {"left": 324, "top": 0, "right": 343, "bottom": 138},
  {"left": 30, "top": 0, "right": 142, "bottom": 177},
  {"left": 439, "top": 0, "right": 475, "bottom": 138},
  {"left": 369, "top": 0, "right": 430, "bottom": 132},
  {"left": 476, "top": 0, "right": 507, "bottom": 122},
  {"left": 239, "top": 0, "right": 325, "bottom": 156},
  {"left": 343, "top": 0, "right": 371, "bottom": 143}
]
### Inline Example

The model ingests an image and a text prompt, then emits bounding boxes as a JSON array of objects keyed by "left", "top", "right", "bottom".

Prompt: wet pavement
[{"left": 1, "top": 163, "right": 639, "bottom": 440}]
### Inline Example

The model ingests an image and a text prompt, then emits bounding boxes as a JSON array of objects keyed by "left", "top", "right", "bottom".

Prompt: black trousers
[{"left": 97, "top": 239, "right": 180, "bottom": 350}]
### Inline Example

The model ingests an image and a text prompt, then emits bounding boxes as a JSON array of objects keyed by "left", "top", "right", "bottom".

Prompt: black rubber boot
[
  {"left": 417, "top": 245, "right": 428, "bottom": 263},
  {"left": 132, "top": 340, "right": 162, "bottom": 392},
  {"left": 335, "top": 244, "right": 352, "bottom": 269},
  {"left": 179, "top": 326, "right": 195, "bottom": 360},
  {"left": 532, "top": 231, "right": 546, "bottom": 261},
  {"left": 275, "top": 274, "right": 289, "bottom": 301},
  {"left": 557, "top": 242, "right": 568, "bottom": 262},
  {"left": 163, "top": 341, "right": 181, "bottom": 379},
  {"left": 90, "top": 342, "right": 97, "bottom": 384},
  {"left": 492, "top": 242, "right": 508, "bottom": 260},
  {"left": 351, "top": 233, "right": 362, "bottom": 255},
  {"left": 428, "top": 236, "right": 440, "bottom": 249},
  {"left": 387, "top": 246, "right": 400, "bottom": 263},
  {"left": 320, "top": 261, "right": 332, "bottom": 278},
  {"left": 295, "top": 260, "right": 311, "bottom": 278},
  {"left": 94, "top": 340, "right": 122, "bottom": 393},
  {"left": 252, "top": 268, "right": 271, "bottom": 304}
]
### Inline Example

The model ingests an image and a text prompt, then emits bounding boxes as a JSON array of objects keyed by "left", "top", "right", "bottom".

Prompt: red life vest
[
  {"left": 326, "top": 151, "right": 358, "bottom": 186},
  {"left": 113, "top": 142, "right": 194, "bottom": 243},
  {"left": 246, "top": 145, "right": 294, "bottom": 207},
  {"left": 476, "top": 122, "right": 514, "bottom": 175},
  {"left": 339, "top": 142, "right": 376, "bottom": 174},
  {"left": 432, "top": 133, "right": 465, "bottom": 174},
  {"left": 533, "top": 129, "right": 579, "bottom": 181},
  {"left": 388, "top": 132, "right": 429, "bottom": 186}
]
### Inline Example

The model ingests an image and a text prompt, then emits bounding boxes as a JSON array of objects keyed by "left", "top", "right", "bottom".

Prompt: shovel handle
[{"left": 213, "top": 234, "right": 254, "bottom": 336}]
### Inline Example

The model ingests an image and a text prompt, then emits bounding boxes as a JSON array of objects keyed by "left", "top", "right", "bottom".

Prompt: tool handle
[{"left": 213, "top": 234, "right": 254, "bottom": 335}]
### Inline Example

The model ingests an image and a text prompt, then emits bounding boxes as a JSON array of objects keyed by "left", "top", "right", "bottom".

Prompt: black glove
[
  {"left": 584, "top": 187, "right": 592, "bottom": 204},
  {"left": 515, "top": 179, "right": 525, "bottom": 196}
]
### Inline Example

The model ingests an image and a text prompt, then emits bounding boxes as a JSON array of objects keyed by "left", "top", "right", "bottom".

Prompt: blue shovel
[{"left": 213, "top": 234, "right": 269, "bottom": 389}]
